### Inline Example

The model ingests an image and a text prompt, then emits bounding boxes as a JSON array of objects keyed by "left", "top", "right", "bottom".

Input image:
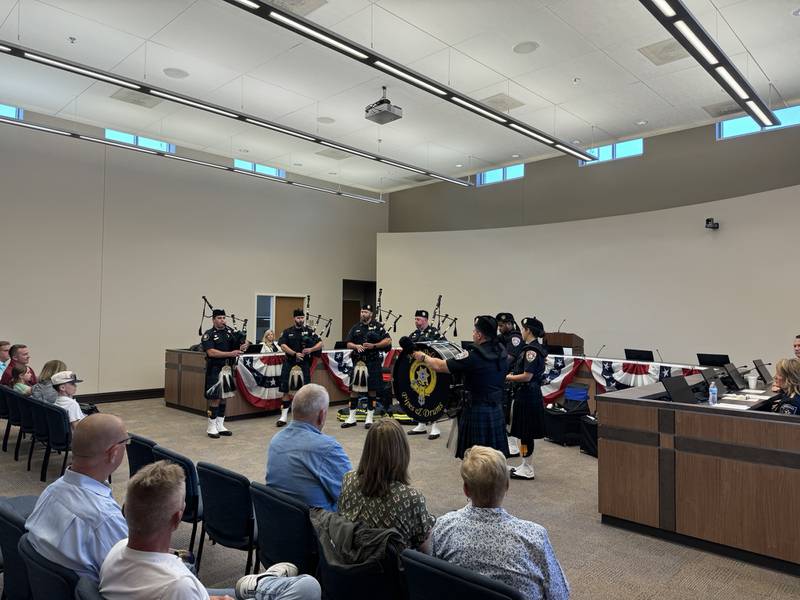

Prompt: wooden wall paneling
[
  {"left": 597, "top": 400, "right": 659, "bottom": 432},
  {"left": 598, "top": 439, "right": 660, "bottom": 527},
  {"left": 676, "top": 412, "right": 800, "bottom": 452}
]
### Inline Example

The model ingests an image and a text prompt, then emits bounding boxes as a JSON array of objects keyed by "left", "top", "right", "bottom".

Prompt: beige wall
[
  {"left": 378, "top": 183, "right": 800, "bottom": 367},
  {"left": 388, "top": 122, "right": 800, "bottom": 232},
  {"left": 1, "top": 125, "right": 388, "bottom": 393}
]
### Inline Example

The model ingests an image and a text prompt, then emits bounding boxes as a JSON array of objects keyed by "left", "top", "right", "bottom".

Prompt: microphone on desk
[
  {"left": 594, "top": 344, "right": 606, "bottom": 357},
  {"left": 556, "top": 319, "right": 566, "bottom": 333},
  {"left": 656, "top": 348, "right": 665, "bottom": 363}
]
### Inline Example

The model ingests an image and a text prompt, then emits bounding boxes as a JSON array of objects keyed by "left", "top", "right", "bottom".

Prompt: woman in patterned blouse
[{"left": 337, "top": 418, "right": 436, "bottom": 551}]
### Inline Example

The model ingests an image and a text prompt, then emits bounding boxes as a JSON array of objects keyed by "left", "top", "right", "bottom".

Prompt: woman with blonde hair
[
  {"left": 31, "top": 359, "right": 68, "bottom": 403},
  {"left": 773, "top": 358, "right": 800, "bottom": 415},
  {"left": 337, "top": 418, "right": 435, "bottom": 551},
  {"left": 261, "top": 330, "right": 280, "bottom": 353}
]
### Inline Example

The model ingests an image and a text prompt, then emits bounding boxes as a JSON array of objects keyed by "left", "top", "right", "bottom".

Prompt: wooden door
[
  {"left": 275, "top": 296, "right": 305, "bottom": 337},
  {"left": 341, "top": 300, "right": 361, "bottom": 340}
]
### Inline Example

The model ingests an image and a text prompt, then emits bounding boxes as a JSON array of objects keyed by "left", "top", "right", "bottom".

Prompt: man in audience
[
  {"left": 100, "top": 461, "right": 320, "bottom": 600},
  {"left": 52, "top": 370, "right": 86, "bottom": 429},
  {"left": 432, "top": 446, "right": 570, "bottom": 600},
  {"left": 0, "top": 340, "right": 10, "bottom": 378},
  {"left": 266, "top": 383, "right": 351, "bottom": 510},
  {"left": 0, "top": 343, "right": 36, "bottom": 386},
  {"left": 25, "top": 414, "right": 129, "bottom": 581}
]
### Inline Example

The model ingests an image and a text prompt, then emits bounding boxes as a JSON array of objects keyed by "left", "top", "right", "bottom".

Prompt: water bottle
[{"left": 708, "top": 381, "right": 718, "bottom": 405}]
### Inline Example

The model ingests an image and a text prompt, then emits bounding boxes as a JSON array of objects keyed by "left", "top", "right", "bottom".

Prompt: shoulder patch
[
  {"left": 202, "top": 334, "right": 209, "bottom": 341},
  {"left": 455, "top": 350, "right": 469, "bottom": 360},
  {"left": 526, "top": 350, "right": 537, "bottom": 362},
  {"left": 511, "top": 336, "right": 521, "bottom": 347}
]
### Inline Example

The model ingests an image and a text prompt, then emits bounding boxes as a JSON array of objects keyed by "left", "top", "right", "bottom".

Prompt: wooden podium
[{"left": 543, "top": 332, "right": 584, "bottom": 356}]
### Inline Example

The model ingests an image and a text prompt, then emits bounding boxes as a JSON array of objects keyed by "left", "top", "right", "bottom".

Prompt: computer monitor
[
  {"left": 723, "top": 363, "right": 748, "bottom": 391},
  {"left": 661, "top": 376, "right": 696, "bottom": 404},
  {"left": 243, "top": 343, "right": 263, "bottom": 354},
  {"left": 624, "top": 348, "right": 655, "bottom": 361},
  {"left": 333, "top": 341, "right": 348, "bottom": 350},
  {"left": 697, "top": 353, "right": 731, "bottom": 367},
  {"left": 546, "top": 344, "right": 564, "bottom": 355},
  {"left": 753, "top": 359, "right": 773, "bottom": 385},
  {"left": 700, "top": 368, "right": 717, "bottom": 382}
]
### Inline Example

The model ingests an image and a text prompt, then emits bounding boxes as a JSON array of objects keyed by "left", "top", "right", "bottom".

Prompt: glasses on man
[{"left": 107, "top": 436, "right": 133, "bottom": 453}]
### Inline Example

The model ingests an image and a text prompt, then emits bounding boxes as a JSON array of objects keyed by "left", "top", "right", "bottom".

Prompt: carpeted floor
[{"left": 2, "top": 398, "right": 798, "bottom": 598}]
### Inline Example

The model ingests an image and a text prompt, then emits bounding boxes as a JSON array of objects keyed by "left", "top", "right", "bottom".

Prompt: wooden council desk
[
  {"left": 164, "top": 349, "right": 349, "bottom": 418},
  {"left": 597, "top": 377, "right": 800, "bottom": 572}
]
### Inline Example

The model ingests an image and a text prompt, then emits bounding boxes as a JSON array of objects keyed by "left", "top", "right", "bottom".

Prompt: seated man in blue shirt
[
  {"left": 267, "top": 383, "right": 352, "bottom": 510},
  {"left": 25, "top": 413, "right": 129, "bottom": 581}
]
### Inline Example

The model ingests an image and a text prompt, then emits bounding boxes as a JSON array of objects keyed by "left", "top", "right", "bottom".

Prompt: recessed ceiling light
[
  {"left": 636, "top": 119, "right": 648, "bottom": 126},
  {"left": 317, "top": 116, "right": 336, "bottom": 124},
  {"left": 572, "top": 77, "right": 581, "bottom": 86},
  {"left": 513, "top": 41, "right": 540, "bottom": 54},
  {"left": 67, "top": 36, "right": 77, "bottom": 44},
  {"left": 163, "top": 67, "right": 190, "bottom": 79},
  {"left": 455, "top": 163, "right": 463, "bottom": 168}
]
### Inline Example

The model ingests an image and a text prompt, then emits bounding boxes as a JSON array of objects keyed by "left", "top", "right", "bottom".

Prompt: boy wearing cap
[
  {"left": 276, "top": 308, "right": 323, "bottom": 426},
  {"left": 342, "top": 304, "right": 392, "bottom": 429},
  {"left": 52, "top": 370, "right": 87, "bottom": 429},
  {"left": 407, "top": 309, "right": 446, "bottom": 439}
]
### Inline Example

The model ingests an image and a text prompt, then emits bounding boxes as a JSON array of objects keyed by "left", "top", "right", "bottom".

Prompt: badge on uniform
[
  {"left": 202, "top": 334, "right": 209, "bottom": 341},
  {"left": 526, "top": 350, "right": 537, "bottom": 362},
  {"left": 511, "top": 337, "right": 521, "bottom": 346}
]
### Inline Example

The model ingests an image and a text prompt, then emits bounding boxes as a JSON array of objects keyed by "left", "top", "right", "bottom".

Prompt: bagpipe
[
  {"left": 304, "top": 295, "right": 333, "bottom": 338},
  {"left": 198, "top": 295, "right": 249, "bottom": 346},
  {"left": 431, "top": 294, "right": 458, "bottom": 337},
  {"left": 376, "top": 287, "right": 402, "bottom": 332}
]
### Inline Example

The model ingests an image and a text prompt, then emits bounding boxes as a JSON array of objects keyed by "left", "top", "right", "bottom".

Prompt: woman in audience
[
  {"left": 12, "top": 364, "right": 33, "bottom": 396},
  {"left": 31, "top": 359, "right": 68, "bottom": 403},
  {"left": 261, "top": 329, "right": 280, "bottom": 353},
  {"left": 772, "top": 358, "right": 800, "bottom": 415},
  {"left": 337, "top": 418, "right": 435, "bottom": 551},
  {"left": 432, "top": 446, "right": 569, "bottom": 600}
]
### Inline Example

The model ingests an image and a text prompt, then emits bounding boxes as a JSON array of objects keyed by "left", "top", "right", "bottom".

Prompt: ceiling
[{"left": 0, "top": 0, "right": 797, "bottom": 193}]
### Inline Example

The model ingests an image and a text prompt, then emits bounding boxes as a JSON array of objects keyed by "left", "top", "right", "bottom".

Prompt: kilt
[
  {"left": 204, "top": 365, "right": 221, "bottom": 400},
  {"left": 279, "top": 359, "right": 311, "bottom": 394},
  {"left": 510, "top": 386, "right": 546, "bottom": 449},
  {"left": 456, "top": 401, "right": 510, "bottom": 459},
  {"left": 349, "top": 358, "right": 383, "bottom": 393}
]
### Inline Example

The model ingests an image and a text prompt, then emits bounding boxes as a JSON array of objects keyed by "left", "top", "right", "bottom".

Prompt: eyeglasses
[{"left": 106, "top": 436, "right": 133, "bottom": 453}]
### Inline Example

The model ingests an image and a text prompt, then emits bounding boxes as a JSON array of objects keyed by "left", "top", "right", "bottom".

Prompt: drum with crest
[{"left": 393, "top": 341, "right": 466, "bottom": 423}]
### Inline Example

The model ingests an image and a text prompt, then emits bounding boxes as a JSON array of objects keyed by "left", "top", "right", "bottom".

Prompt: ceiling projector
[{"left": 365, "top": 86, "right": 403, "bottom": 124}]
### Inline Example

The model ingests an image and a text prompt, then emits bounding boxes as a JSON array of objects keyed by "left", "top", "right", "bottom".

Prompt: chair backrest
[
  {"left": 400, "top": 549, "right": 525, "bottom": 600},
  {"left": 42, "top": 403, "right": 71, "bottom": 450},
  {"left": 125, "top": 433, "right": 157, "bottom": 478},
  {"left": 29, "top": 399, "right": 50, "bottom": 442},
  {"left": 5, "top": 387, "right": 23, "bottom": 426},
  {"left": 151, "top": 445, "right": 200, "bottom": 518},
  {"left": 74, "top": 576, "right": 106, "bottom": 600},
  {"left": 0, "top": 385, "right": 9, "bottom": 418},
  {"left": 18, "top": 532, "right": 80, "bottom": 600},
  {"left": 0, "top": 499, "right": 32, "bottom": 600},
  {"left": 16, "top": 393, "right": 35, "bottom": 432},
  {"left": 196, "top": 462, "right": 253, "bottom": 546},
  {"left": 250, "top": 482, "right": 316, "bottom": 574}
]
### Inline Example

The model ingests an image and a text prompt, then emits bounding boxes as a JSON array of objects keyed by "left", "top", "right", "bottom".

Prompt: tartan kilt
[
  {"left": 204, "top": 365, "right": 221, "bottom": 400},
  {"left": 279, "top": 359, "right": 311, "bottom": 393},
  {"left": 349, "top": 358, "right": 383, "bottom": 393},
  {"left": 456, "top": 402, "right": 510, "bottom": 459},
  {"left": 510, "top": 386, "right": 546, "bottom": 448}
]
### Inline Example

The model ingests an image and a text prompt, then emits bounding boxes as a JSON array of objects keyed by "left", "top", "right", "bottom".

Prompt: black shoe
[
  {"left": 207, "top": 432, "right": 220, "bottom": 439},
  {"left": 276, "top": 419, "right": 287, "bottom": 428},
  {"left": 218, "top": 430, "right": 233, "bottom": 437},
  {"left": 364, "top": 422, "right": 372, "bottom": 430},
  {"left": 341, "top": 421, "right": 357, "bottom": 428},
  {"left": 427, "top": 433, "right": 440, "bottom": 440},
  {"left": 407, "top": 429, "right": 427, "bottom": 436}
]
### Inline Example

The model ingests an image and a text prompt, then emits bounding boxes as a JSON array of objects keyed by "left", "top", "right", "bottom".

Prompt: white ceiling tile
[
  {"left": 296, "top": 0, "right": 373, "bottom": 28},
  {"left": 719, "top": 0, "right": 800, "bottom": 53},
  {"left": 410, "top": 48, "right": 507, "bottom": 95},
  {"left": 143, "top": 106, "right": 250, "bottom": 149},
  {"left": 0, "top": 54, "right": 93, "bottom": 113},
  {"left": 204, "top": 75, "right": 317, "bottom": 122}
]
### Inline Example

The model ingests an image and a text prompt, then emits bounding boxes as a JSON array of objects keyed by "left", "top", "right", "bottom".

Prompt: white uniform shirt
[{"left": 55, "top": 394, "right": 85, "bottom": 423}]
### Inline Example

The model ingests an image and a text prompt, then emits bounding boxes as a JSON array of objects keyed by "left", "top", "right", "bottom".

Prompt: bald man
[{"left": 25, "top": 414, "right": 130, "bottom": 582}]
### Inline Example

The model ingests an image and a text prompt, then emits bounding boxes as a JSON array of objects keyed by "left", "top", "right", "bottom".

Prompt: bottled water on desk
[{"left": 708, "top": 382, "right": 718, "bottom": 405}]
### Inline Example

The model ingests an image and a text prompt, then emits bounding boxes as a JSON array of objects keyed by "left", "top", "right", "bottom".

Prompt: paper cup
[{"left": 746, "top": 374, "right": 759, "bottom": 389}]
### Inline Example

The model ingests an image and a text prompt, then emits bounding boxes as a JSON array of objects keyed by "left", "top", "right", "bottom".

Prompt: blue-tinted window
[
  {"left": 138, "top": 136, "right": 171, "bottom": 153},
  {"left": 105, "top": 128, "right": 174, "bottom": 152},
  {"left": 255, "top": 164, "right": 284, "bottom": 178},
  {"left": 477, "top": 163, "right": 525, "bottom": 186},
  {"left": 234, "top": 159, "right": 254, "bottom": 171},
  {"left": 582, "top": 139, "right": 643, "bottom": 166},
  {"left": 717, "top": 104, "right": 800, "bottom": 140},
  {"left": 0, "top": 103, "right": 22, "bottom": 120},
  {"left": 105, "top": 129, "right": 136, "bottom": 144}
]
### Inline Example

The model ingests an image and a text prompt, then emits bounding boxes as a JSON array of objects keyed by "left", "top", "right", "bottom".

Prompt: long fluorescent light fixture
[
  {"left": 0, "top": 40, "right": 469, "bottom": 187},
  {"left": 638, "top": 0, "right": 779, "bottom": 127},
  {"left": 0, "top": 116, "right": 384, "bottom": 203},
  {"left": 217, "top": 0, "right": 596, "bottom": 162}
]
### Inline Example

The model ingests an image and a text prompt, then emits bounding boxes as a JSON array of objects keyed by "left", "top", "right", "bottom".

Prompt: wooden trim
[
  {"left": 601, "top": 515, "right": 800, "bottom": 576},
  {"left": 675, "top": 437, "right": 800, "bottom": 470},
  {"left": 597, "top": 400, "right": 658, "bottom": 432},
  {"left": 599, "top": 425, "right": 659, "bottom": 447},
  {"left": 658, "top": 448, "right": 676, "bottom": 531},
  {"left": 659, "top": 433, "right": 674, "bottom": 449},
  {"left": 77, "top": 388, "right": 164, "bottom": 404},
  {"left": 676, "top": 411, "right": 800, "bottom": 452},
  {"left": 658, "top": 409, "right": 675, "bottom": 434}
]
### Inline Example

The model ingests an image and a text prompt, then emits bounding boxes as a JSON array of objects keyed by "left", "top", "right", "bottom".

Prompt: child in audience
[{"left": 12, "top": 363, "right": 33, "bottom": 396}]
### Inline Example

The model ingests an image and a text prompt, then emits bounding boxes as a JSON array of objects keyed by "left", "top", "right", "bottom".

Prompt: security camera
[{"left": 705, "top": 217, "right": 719, "bottom": 230}]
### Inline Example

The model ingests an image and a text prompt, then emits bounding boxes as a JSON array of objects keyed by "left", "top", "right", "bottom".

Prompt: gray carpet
[{"left": 2, "top": 398, "right": 798, "bottom": 598}]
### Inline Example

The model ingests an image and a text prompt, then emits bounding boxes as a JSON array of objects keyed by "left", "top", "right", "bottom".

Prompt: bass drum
[{"left": 393, "top": 341, "right": 465, "bottom": 423}]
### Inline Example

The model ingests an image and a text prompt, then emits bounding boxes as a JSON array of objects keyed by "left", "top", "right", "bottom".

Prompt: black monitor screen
[
  {"left": 625, "top": 348, "right": 655, "bottom": 361},
  {"left": 700, "top": 368, "right": 717, "bottom": 382},
  {"left": 662, "top": 376, "right": 696, "bottom": 404},
  {"left": 546, "top": 344, "right": 564, "bottom": 355},
  {"left": 753, "top": 359, "right": 773, "bottom": 385},
  {"left": 723, "top": 363, "right": 748, "bottom": 391},
  {"left": 333, "top": 341, "right": 348, "bottom": 350},
  {"left": 697, "top": 353, "right": 731, "bottom": 367}
]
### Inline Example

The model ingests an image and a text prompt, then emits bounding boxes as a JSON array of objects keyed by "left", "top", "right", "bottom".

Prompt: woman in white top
[{"left": 261, "top": 330, "right": 280, "bottom": 353}]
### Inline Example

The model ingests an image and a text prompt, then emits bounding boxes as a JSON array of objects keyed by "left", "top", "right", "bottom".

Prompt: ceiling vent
[
  {"left": 702, "top": 101, "right": 743, "bottom": 119},
  {"left": 315, "top": 147, "right": 352, "bottom": 160},
  {"left": 638, "top": 38, "right": 690, "bottom": 66},
  {"left": 480, "top": 92, "right": 525, "bottom": 113},
  {"left": 110, "top": 89, "right": 163, "bottom": 109},
  {"left": 271, "top": 0, "right": 328, "bottom": 17}
]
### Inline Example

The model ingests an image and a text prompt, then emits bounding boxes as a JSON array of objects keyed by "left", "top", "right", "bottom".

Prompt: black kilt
[
  {"left": 279, "top": 359, "right": 311, "bottom": 394},
  {"left": 204, "top": 365, "right": 221, "bottom": 400},
  {"left": 510, "top": 386, "right": 546, "bottom": 449},
  {"left": 456, "top": 402, "right": 510, "bottom": 459},
  {"left": 349, "top": 358, "right": 383, "bottom": 393}
]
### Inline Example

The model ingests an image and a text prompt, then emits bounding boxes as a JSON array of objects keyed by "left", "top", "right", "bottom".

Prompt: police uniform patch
[
  {"left": 455, "top": 350, "right": 469, "bottom": 360},
  {"left": 511, "top": 337, "right": 521, "bottom": 346},
  {"left": 526, "top": 350, "right": 537, "bottom": 362},
  {"left": 202, "top": 334, "right": 209, "bottom": 341}
]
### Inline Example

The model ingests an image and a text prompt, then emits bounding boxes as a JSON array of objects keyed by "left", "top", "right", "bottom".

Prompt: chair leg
[
  {"left": 189, "top": 517, "right": 199, "bottom": 555},
  {"left": 40, "top": 444, "right": 52, "bottom": 482},
  {"left": 195, "top": 522, "right": 206, "bottom": 574},
  {"left": 14, "top": 430, "right": 23, "bottom": 461},
  {"left": 245, "top": 544, "right": 253, "bottom": 576},
  {"left": 2, "top": 421, "right": 10, "bottom": 452},
  {"left": 60, "top": 449, "right": 70, "bottom": 475},
  {"left": 27, "top": 434, "right": 36, "bottom": 471},
  {"left": 253, "top": 546, "right": 260, "bottom": 575}
]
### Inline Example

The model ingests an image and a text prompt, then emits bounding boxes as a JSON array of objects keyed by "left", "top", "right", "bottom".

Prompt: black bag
[
  {"left": 544, "top": 384, "right": 590, "bottom": 446},
  {"left": 579, "top": 415, "right": 598, "bottom": 457}
]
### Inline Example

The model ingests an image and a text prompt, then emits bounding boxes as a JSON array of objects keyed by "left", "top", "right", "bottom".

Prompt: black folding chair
[
  {"left": 250, "top": 482, "right": 317, "bottom": 575},
  {"left": 151, "top": 445, "right": 203, "bottom": 554},
  {"left": 18, "top": 533, "right": 79, "bottom": 600},
  {"left": 41, "top": 403, "right": 72, "bottom": 482},
  {"left": 125, "top": 433, "right": 157, "bottom": 478},
  {"left": 0, "top": 496, "right": 39, "bottom": 600},
  {"left": 1, "top": 386, "right": 21, "bottom": 453},
  {"left": 13, "top": 391, "right": 35, "bottom": 463},
  {"left": 401, "top": 549, "right": 525, "bottom": 600},
  {"left": 0, "top": 385, "right": 9, "bottom": 438},
  {"left": 27, "top": 399, "right": 50, "bottom": 473}
]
